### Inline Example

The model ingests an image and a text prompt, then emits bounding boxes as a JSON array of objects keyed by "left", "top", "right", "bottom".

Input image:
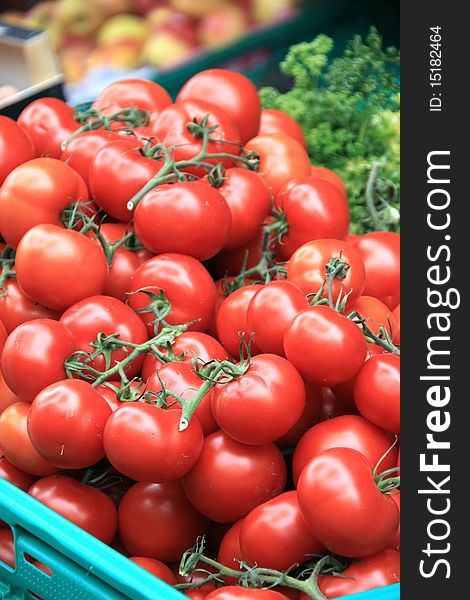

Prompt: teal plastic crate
[{"left": 0, "top": 478, "right": 399, "bottom": 599}]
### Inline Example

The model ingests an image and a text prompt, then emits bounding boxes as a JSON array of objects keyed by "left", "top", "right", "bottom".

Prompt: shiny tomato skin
[
  {"left": 352, "top": 295, "right": 396, "bottom": 336},
  {"left": 240, "top": 491, "right": 324, "bottom": 571},
  {"left": 134, "top": 181, "right": 231, "bottom": 261},
  {"left": 118, "top": 480, "right": 210, "bottom": 562},
  {"left": 245, "top": 133, "right": 311, "bottom": 197},
  {"left": 247, "top": 280, "right": 309, "bottom": 357},
  {"left": 0, "top": 456, "right": 37, "bottom": 492},
  {"left": 183, "top": 431, "right": 287, "bottom": 523},
  {"left": 17, "top": 98, "right": 78, "bottom": 158},
  {"left": 29, "top": 475, "right": 117, "bottom": 543},
  {"left": 15, "top": 224, "right": 108, "bottom": 311},
  {"left": 354, "top": 354, "right": 400, "bottom": 434},
  {"left": 388, "top": 492, "right": 400, "bottom": 550},
  {"left": 292, "top": 414, "right": 398, "bottom": 485},
  {"left": 129, "top": 254, "right": 217, "bottom": 336},
  {"left": 206, "top": 589, "right": 289, "bottom": 600},
  {"left": 392, "top": 304, "right": 400, "bottom": 345},
  {"left": 177, "top": 69, "right": 261, "bottom": 143},
  {"left": 275, "top": 382, "right": 323, "bottom": 449},
  {"left": 0, "top": 321, "right": 6, "bottom": 358},
  {"left": 212, "top": 354, "right": 305, "bottom": 445},
  {"left": 258, "top": 109, "right": 307, "bottom": 149},
  {"left": 0, "top": 116, "right": 36, "bottom": 185},
  {"left": 27, "top": 379, "right": 112, "bottom": 469},
  {"left": 104, "top": 403, "right": 203, "bottom": 482},
  {"left": 129, "top": 557, "right": 177, "bottom": 585},
  {"left": 217, "top": 519, "right": 244, "bottom": 579},
  {"left": 310, "top": 166, "right": 347, "bottom": 197},
  {"left": 284, "top": 306, "right": 367, "bottom": 386},
  {"left": 1, "top": 319, "right": 76, "bottom": 401}
]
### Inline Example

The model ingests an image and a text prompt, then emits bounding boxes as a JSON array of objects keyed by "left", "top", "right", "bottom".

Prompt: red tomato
[
  {"left": 118, "top": 480, "right": 209, "bottom": 562},
  {"left": 29, "top": 475, "right": 117, "bottom": 544},
  {"left": 129, "top": 254, "right": 216, "bottom": 336},
  {"left": 104, "top": 403, "right": 203, "bottom": 482},
  {"left": 354, "top": 354, "right": 400, "bottom": 434},
  {"left": 0, "top": 457, "right": 37, "bottom": 493},
  {"left": 206, "top": 589, "right": 289, "bottom": 600},
  {"left": 245, "top": 133, "right": 311, "bottom": 197},
  {"left": 177, "top": 69, "right": 261, "bottom": 143},
  {"left": 240, "top": 491, "right": 324, "bottom": 571},
  {"left": 134, "top": 181, "right": 231, "bottom": 261},
  {"left": 355, "top": 232, "right": 400, "bottom": 309},
  {"left": 388, "top": 492, "right": 400, "bottom": 551},
  {"left": 214, "top": 229, "right": 265, "bottom": 278},
  {"left": 310, "top": 166, "right": 347, "bottom": 197},
  {"left": 352, "top": 296, "right": 396, "bottom": 336},
  {"left": 247, "top": 281, "right": 309, "bottom": 357},
  {"left": 183, "top": 431, "right": 286, "bottom": 523},
  {"left": 318, "top": 386, "right": 358, "bottom": 421},
  {"left": 17, "top": 98, "right": 78, "bottom": 158},
  {"left": 287, "top": 239, "right": 366, "bottom": 304},
  {"left": 284, "top": 306, "right": 367, "bottom": 386},
  {"left": 0, "top": 116, "right": 36, "bottom": 185},
  {"left": 1, "top": 319, "right": 76, "bottom": 401},
  {"left": 60, "top": 295, "right": 148, "bottom": 380},
  {"left": 0, "top": 528, "right": 15, "bottom": 568},
  {"left": 217, "top": 519, "right": 244, "bottom": 579},
  {"left": 0, "top": 320, "right": 6, "bottom": 358},
  {"left": 292, "top": 414, "right": 398, "bottom": 485},
  {"left": 258, "top": 109, "right": 306, "bottom": 149},
  {"left": 212, "top": 354, "right": 305, "bottom": 444},
  {"left": 392, "top": 304, "right": 400, "bottom": 345},
  {"left": 275, "top": 382, "right": 323, "bottom": 449},
  {"left": 129, "top": 557, "right": 177, "bottom": 585},
  {"left": 15, "top": 225, "right": 108, "bottom": 311},
  {"left": 0, "top": 157, "right": 89, "bottom": 249},
  {"left": 297, "top": 448, "right": 399, "bottom": 556},
  {"left": 27, "top": 379, "right": 112, "bottom": 469}
]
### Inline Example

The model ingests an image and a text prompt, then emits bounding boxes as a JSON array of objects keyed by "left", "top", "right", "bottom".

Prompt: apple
[
  {"left": 168, "top": 0, "right": 225, "bottom": 19},
  {"left": 55, "top": 0, "right": 106, "bottom": 36},
  {"left": 97, "top": 14, "right": 149, "bottom": 47},
  {"left": 132, "top": 0, "right": 166, "bottom": 16},
  {"left": 140, "top": 30, "right": 194, "bottom": 68},
  {"left": 89, "top": 40, "right": 142, "bottom": 70},
  {"left": 198, "top": 3, "right": 249, "bottom": 48},
  {"left": 94, "top": 0, "right": 131, "bottom": 19},
  {"left": 0, "top": 12, "right": 27, "bottom": 27},
  {"left": 147, "top": 7, "right": 198, "bottom": 45},
  {"left": 250, "top": 0, "right": 296, "bottom": 24}
]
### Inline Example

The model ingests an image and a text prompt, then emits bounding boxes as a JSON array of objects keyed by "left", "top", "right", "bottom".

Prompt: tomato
[
  {"left": 183, "top": 431, "right": 286, "bottom": 522},
  {"left": 60, "top": 295, "right": 148, "bottom": 380},
  {"left": 354, "top": 354, "right": 400, "bottom": 434},
  {"left": 129, "top": 557, "right": 177, "bottom": 585},
  {"left": 0, "top": 457, "right": 37, "bottom": 493},
  {"left": 177, "top": 69, "right": 261, "bottom": 143},
  {"left": 240, "top": 491, "right": 324, "bottom": 572},
  {"left": 217, "top": 519, "right": 244, "bottom": 579},
  {"left": 355, "top": 233, "right": 400, "bottom": 309},
  {"left": 0, "top": 403, "right": 56, "bottom": 476},
  {"left": 134, "top": 181, "right": 231, "bottom": 261},
  {"left": 284, "top": 306, "right": 367, "bottom": 386},
  {"left": 92, "top": 79, "right": 172, "bottom": 127},
  {"left": 310, "top": 166, "right": 347, "bottom": 197},
  {"left": 247, "top": 281, "right": 309, "bottom": 357},
  {"left": 176, "top": 558, "right": 217, "bottom": 597},
  {"left": 217, "top": 168, "right": 271, "bottom": 251},
  {"left": 216, "top": 285, "right": 263, "bottom": 357},
  {"left": 0, "top": 116, "right": 36, "bottom": 185},
  {"left": 104, "top": 403, "right": 203, "bottom": 482},
  {"left": 212, "top": 354, "right": 305, "bottom": 444},
  {"left": 287, "top": 239, "right": 366, "bottom": 304},
  {"left": 15, "top": 224, "right": 108, "bottom": 311},
  {"left": 0, "top": 528, "right": 15, "bottom": 568},
  {"left": 245, "top": 133, "right": 311, "bottom": 197},
  {"left": 351, "top": 296, "right": 396, "bottom": 336},
  {"left": 1, "top": 319, "right": 76, "bottom": 401},
  {"left": 17, "top": 98, "right": 78, "bottom": 158},
  {"left": 129, "top": 254, "right": 216, "bottom": 336},
  {"left": 292, "top": 414, "right": 398, "bottom": 485},
  {"left": 27, "top": 379, "right": 112, "bottom": 469},
  {"left": 214, "top": 229, "right": 265, "bottom": 278},
  {"left": 297, "top": 447, "right": 399, "bottom": 556},
  {"left": 318, "top": 386, "right": 358, "bottom": 421},
  {"left": 29, "top": 475, "right": 117, "bottom": 544},
  {"left": 0, "top": 157, "right": 89, "bottom": 249},
  {"left": 89, "top": 138, "right": 163, "bottom": 221},
  {"left": 206, "top": 589, "right": 289, "bottom": 600},
  {"left": 96, "top": 381, "right": 145, "bottom": 412},
  {"left": 118, "top": 480, "right": 209, "bottom": 561},
  {"left": 0, "top": 321, "right": 6, "bottom": 358},
  {"left": 275, "top": 382, "right": 323, "bottom": 448},
  {"left": 392, "top": 304, "right": 400, "bottom": 345},
  {"left": 258, "top": 109, "right": 307, "bottom": 149},
  {"left": 275, "top": 178, "right": 350, "bottom": 260}
]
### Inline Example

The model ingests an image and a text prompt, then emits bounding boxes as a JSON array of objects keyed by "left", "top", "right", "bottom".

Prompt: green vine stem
[{"left": 347, "top": 310, "right": 399, "bottom": 354}]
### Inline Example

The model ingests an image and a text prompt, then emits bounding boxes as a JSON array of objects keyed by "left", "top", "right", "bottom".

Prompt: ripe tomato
[
  {"left": 355, "top": 232, "right": 400, "bottom": 309},
  {"left": 29, "top": 475, "right": 117, "bottom": 544},
  {"left": 297, "top": 448, "right": 399, "bottom": 557},
  {"left": 27, "top": 379, "right": 112, "bottom": 469},
  {"left": 177, "top": 69, "right": 261, "bottom": 143},
  {"left": 352, "top": 296, "right": 396, "bottom": 336},
  {"left": 245, "top": 133, "right": 311, "bottom": 197},
  {"left": 183, "top": 431, "right": 286, "bottom": 522},
  {"left": 354, "top": 354, "right": 400, "bottom": 434},
  {"left": 258, "top": 109, "right": 307, "bottom": 149},
  {"left": 129, "top": 254, "right": 216, "bottom": 336},
  {"left": 17, "top": 98, "right": 78, "bottom": 158},
  {"left": 275, "top": 382, "right": 323, "bottom": 449},
  {"left": 247, "top": 281, "right": 309, "bottom": 357},
  {"left": 118, "top": 480, "right": 209, "bottom": 562},
  {"left": 206, "top": 589, "right": 289, "bottom": 600},
  {"left": 0, "top": 116, "right": 36, "bottom": 185},
  {"left": 392, "top": 304, "right": 400, "bottom": 345},
  {"left": 287, "top": 239, "right": 366, "bottom": 304},
  {"left": 292, "top": 414, "right": 398, "bottom": 485},
  {"left": 212, "top": 354, "right": 305, "bottom": 444},
  {"left": 388, "top": 492, "right": 400, "bottom": 551},
  {"left": 129, "top": 557, "right": 177, "bottom": 585},
  {"left": 240, "top": 491, "right": 324, "bottom": 571},
  {"left": 217, "top": 519, "right": 244, "bottom": 579},
  {"left": 134, "top": 181, "right": 231, "bottom": 261},
  {"left": 0, "top": 370, "right": 21, "bottom": 415},
  {"left": 0, "top": 528, "right": 15, "bottom": 568},
  {"left": 0, "top": 158, "right": 89, "bottom": 249},
  {"left": 1, "top": 319, "right": 76, "bottom": 401},
  {"left": 0, "top": 320, "right": 6, "bottom": 357},
  {"left": 310, "top": 166, "right": 347, "bottom": 197},
  {"left": 284, "top": 306, "right": 367, "bottom": 386},
  {"left": 214, "top": 230, "right": 265, "bottom": 278},
  {"left": 0, "top": 457, "right": 37, "bottom": 493},
  {"left": 15, "top": 225, "right": 108, "bottom": 311}
]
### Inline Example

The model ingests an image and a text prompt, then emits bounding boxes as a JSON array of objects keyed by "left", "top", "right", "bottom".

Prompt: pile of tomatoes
[{"left": 0, "top": 69, "right": 400, "bottom": 600}]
